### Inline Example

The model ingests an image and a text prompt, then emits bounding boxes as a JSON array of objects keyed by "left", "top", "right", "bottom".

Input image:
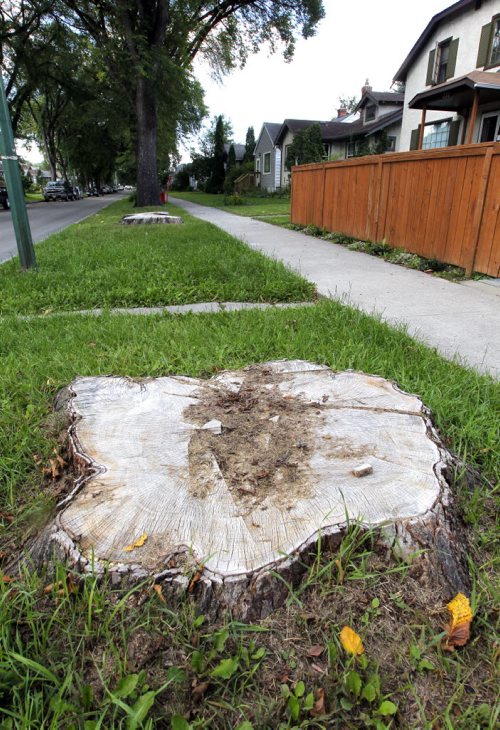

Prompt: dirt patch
[{"left": 185, "top": 367, "right": 323, "bottom": 512}]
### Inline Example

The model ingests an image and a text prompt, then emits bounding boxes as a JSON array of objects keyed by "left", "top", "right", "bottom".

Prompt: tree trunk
[
  {"left": 27, "top": 361, "right": 470, "bottom": 621},
  {"left": 135, "top": 76, "right": 159, "bottom": 207}
]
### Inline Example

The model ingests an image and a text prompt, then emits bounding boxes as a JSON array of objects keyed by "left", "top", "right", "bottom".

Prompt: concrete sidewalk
[{"left": 171, "top": 197, "right": 500, "bottom": 379}]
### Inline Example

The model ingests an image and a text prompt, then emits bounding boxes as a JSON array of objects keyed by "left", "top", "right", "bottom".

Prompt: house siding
[
  {"left": 400, "top": 0, "right": 500, "bottom": 150},
  {"left": 254, "top": 125, "right": 281, "bottom": 191}
]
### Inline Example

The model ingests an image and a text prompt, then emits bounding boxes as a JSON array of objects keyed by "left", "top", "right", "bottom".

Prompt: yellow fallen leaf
[
  {"left": 124, "top": 533, "right": 148, "bottom": 552},
  {"left": 442, "top": 593, "right": 473, "bottom": 651},
  {"left": 340, "top": 625, "right": 364, "bottom": 655},
  {"left": 446, "top": 593, "right": 473, "bottom": 630}
]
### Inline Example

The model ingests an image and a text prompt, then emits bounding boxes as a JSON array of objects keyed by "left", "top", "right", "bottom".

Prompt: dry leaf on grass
[
  {"left": 1, "top": 575, "right": 14, "bottom": 583},
  {"left": 123, "top": 533, "right": 148, "bottom": 552},
  {"left": 43, "top": 575, "right": 79, "bottom": 596},
  {"left": 188, "top": 565, "right": 205, "bottom": 593},
  {"left": 340, "top": 626, "right": 364, "bottom": 656},
  {"left": 310, "top": 687, "right": 325, "bottom": 716},
  {"left": 153, "top": 584, "right": 166, "bottom": 603},
  {"left": 192, "top": 681, "right": 209, "bottom": 702},
  {"left": 442, "top": 593, "right": 473, "bottom": 651},
  {"left": 0, "top": 512, "right": 14, "bottom": 524},
  {"left": 307, "top": 645, "right": 324, "bottom": 658}
]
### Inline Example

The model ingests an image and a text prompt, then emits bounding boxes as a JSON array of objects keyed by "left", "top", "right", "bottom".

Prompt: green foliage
[
  {"left": 227, "top": 144, "right": 237, "bottom": 170},
  {"left": 0, "top": 199, "right": 314, "bottom": 315},
  {"left": 206, "top": 115, "right": 226, "bottom": 193},
  {"left": 223, "top": 160, "right": 254, "bottom": 193},
  {"left": 286, "top": 123, "right": 325, "bottom": 168},
  {"left": 244, "top": 126, "right": 256, "bottom": 162}
]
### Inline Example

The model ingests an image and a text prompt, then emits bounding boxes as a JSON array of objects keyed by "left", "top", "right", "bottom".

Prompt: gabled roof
[
  {"left": 254, "top": 122, "right": 284, "bottom": 153},
  {"left": 321, "top": 109, "right": 403, "bottom": 141},
  {"left": 224, "top": 143, "right": 246, "bottom": 160},
  {"left": 394, "top": 0, "right": 478, "bottom": 82},
  {"left": 263, "top": 122, "right": 282, "bottom": 144},
  {"left": 275, "top": 119, "right": 321, "bottom": 145},
  {"left": 275, "top": 110, "right": 403, "bottom": 146},
  {"left": 356, "top": 91, "right": 404, "bottom": 111},
  {"left": 408, "top": 70, "right": 500, "bottom": 110}
]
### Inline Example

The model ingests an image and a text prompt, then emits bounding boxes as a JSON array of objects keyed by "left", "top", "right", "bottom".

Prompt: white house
[{"left": 394, "top": 0, "right": 500, "bottom": 150}]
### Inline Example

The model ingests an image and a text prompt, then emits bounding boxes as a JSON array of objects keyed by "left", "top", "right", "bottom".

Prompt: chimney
[
  {"left": 337, "top": 107, "right": 348, "bottom": 118},
  {"left": 361, "top": 78, "right": 372, "bottom": 97}
]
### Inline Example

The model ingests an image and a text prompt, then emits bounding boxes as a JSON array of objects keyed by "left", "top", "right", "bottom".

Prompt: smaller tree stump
[
  {"left": 121, "top": 211, "right": 183, "bottom": 225},
  {"left": 33, "top": 361, "right": 469, "bottom": 619}
]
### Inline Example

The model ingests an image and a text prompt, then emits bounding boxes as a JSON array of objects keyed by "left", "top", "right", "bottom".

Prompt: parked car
[
  {"left": 0, "top": 178, "right": 9, "bottom": 209},
  {"left": 43, "top": 180, "right": 74, "bottom": 201}
]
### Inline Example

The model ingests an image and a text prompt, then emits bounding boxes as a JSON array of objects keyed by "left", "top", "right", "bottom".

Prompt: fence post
[
  {"left": 320, "top": 163, "right": 327, "bottom": 229},
  {"left": 465, "top": 145, "right": 493, "bottom": 276},
  {"left": 367, "top": 158, "right": 383, "bottom": 240}
]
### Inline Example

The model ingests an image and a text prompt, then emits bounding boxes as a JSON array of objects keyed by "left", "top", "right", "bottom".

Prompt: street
[{"left": 0, "top": 193, "right": 126, "bottom": 263}]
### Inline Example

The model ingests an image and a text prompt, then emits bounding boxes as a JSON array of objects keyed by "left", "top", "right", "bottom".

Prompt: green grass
[
  {"left": 0, "top": 199, "right": 313, "bottom": 315},
  {"left": 25, "top": 193, "right": 44, "bottom": 203},
  {"left": 0, "top": 301, "right": 498, "bottom": 727},
  {"left": 170, "top": 191, "right": 291, "bottom": 218}
]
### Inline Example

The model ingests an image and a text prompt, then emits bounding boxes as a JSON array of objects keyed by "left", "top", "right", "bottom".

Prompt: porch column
[
  {"left": 418, "top": 106, "right": 427, "bottom": 149},
  {"left": 467, "top": 90, "right": 479, "bottom": 144}
]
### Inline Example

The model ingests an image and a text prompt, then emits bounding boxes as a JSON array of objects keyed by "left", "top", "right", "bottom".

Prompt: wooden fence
[{"left": 290, "top": 142, "right": 500, "bottom": 276}]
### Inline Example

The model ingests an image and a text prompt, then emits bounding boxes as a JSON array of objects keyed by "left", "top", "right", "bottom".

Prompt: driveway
[{"left": 0, "top": 193, "right": 126, "bottom": 263}]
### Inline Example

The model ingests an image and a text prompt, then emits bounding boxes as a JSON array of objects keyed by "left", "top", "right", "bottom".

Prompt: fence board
[{"left": 291, "top": 143, "right": 500, "bottom": 276}]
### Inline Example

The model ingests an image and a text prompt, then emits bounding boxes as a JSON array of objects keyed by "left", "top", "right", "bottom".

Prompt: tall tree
[
  {"left": 206, "top": 114, "right": 225, "bottom": 193},
  {"left": 243, "top": 126, "right": 255, "bottom": 162},
  {"left": 51, "top": 0, "right": 325, "bottom": 205},
  {"left": 286, "top": 123, "right": 324, "bottom": 167},
  {"left": 227, "top": 143, "right": 237, "bottom": 170}
]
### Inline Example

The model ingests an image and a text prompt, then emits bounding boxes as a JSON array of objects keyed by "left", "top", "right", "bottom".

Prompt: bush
[{"left": 223, "top": 194, "right": 245, "bottom": 206}]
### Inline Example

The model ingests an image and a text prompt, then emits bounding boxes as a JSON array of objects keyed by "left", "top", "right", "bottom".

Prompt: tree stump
[
  {"left": 36, "top": 361, "right": 469, "bottom": 619},
  {"left": 121, "top": 211, "right": 183, "bottom": 224}
]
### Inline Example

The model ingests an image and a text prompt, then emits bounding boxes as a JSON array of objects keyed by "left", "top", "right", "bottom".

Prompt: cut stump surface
[
  {"left": 40, "top": 361, "right": 468, "bottom": 618},
  {"left": 121, "top": 211, "right": 183, "bottom": 225}
]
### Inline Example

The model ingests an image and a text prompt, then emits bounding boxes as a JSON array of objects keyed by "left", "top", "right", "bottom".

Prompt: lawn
[
  {"left": 170, "top": 191, "right": 291, "bottom": 220},
  {"left": 0, "top": 199, "right": 312, "bottom": 315},
  {"left": 0, "top": 300, "right": 498, "bottom": 728}
]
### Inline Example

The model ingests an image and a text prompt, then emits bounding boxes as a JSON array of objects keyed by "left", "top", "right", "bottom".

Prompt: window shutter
[
  {"left": 476, "top": 23, "right": 492, "bottom": 67},
  {"left": 446, "top": 38, "right": 459, "bottom": 79},
  {"left": 426, "top": 49, "right": 436, "bottom": 85},
  {"left": 448, "top": 120, "right": 461, "bottom": 146},
  {"left": 410, "top": 128, "right": 420, "bottom": 150}
]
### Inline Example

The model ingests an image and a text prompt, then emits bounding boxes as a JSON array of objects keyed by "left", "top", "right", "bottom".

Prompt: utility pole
[{"left": 0, "top": 75, "right": 36, "bottom": 269}]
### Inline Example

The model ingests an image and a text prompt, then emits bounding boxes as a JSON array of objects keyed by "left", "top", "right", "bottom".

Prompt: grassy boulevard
[{"left": 0, "top": 199, "right": 498, "bottom": 728}]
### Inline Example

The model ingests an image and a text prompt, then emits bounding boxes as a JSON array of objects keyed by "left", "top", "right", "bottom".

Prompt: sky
[
  {"left": 20, "top": 0, "right": 449, "bottom": 165},
  {"left": 187, "top": 0, "right": 449, "bottom": 153}
]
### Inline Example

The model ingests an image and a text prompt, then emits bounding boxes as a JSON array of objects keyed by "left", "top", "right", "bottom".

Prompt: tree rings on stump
[
  {"left": 37, "top": 361, "right": 469, "bottom": 619},
  {"left": 121, "top": 211, "right": 183, "bottom": 224}
]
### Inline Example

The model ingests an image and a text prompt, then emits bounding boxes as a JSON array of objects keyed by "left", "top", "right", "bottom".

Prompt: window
[
  {"left": 346, "top": 141, "right": 359, "bottom": 158},
  {"left": 386, "top": 136, "right": 396, "bottom": 152},
  {"left": 263, "top": 152, "right": 271, "bottom": 174},
  {"left": 479, "top": 112, "right": 500, "bottom": 142},
  {"left": 255, "top": 157, "right": 260, "bottom": 173},
  {"left": 284, "top": 144, "right": 292, "bottom": 170},
  {"left": 426, "top": 38, "right": 458, "bottom": 85},
  {"left": 477, "top": 16, "right": 500, "bottom": 68},
  {"left": 489, "top": 17, "right": 500, "bottom": 66},
  {"left": 365, "top": 104, "right": 376, "bottom": 122},
  {"left": 422, "top": 121, "right": 451, "bottom": 149},
  {"left": 322, "top": 143, "right": 330, "bottom": 158},
  {"left": 436, "top": 40, "right": 450, "bottom": 83}
]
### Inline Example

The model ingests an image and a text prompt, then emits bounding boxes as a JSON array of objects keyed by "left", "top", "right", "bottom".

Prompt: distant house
[
  {"left": 223, "top": 143, "right": 246, "bottom": 168},
  {"left": 394, "top": 0, "right": 500, "bottom": 150},
  {"left": 253, "top": 122, "right": 282, "bottom": 191},
  {"left": 275, "top": 83, "right": 404, "bottom": 186}
]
